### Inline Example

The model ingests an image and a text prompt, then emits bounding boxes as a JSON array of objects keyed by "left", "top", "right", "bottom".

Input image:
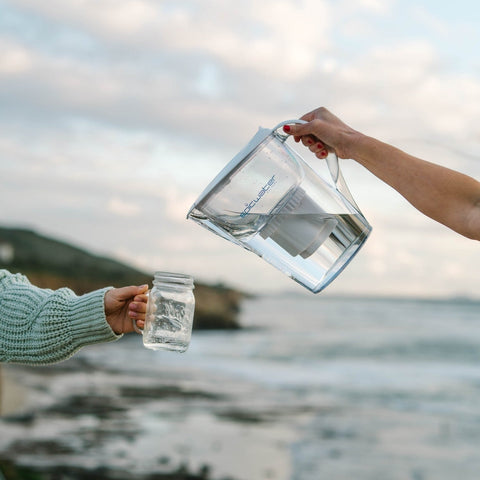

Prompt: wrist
[
  {"left": 103, "top": 288, "right": 121, "bottom": 334},
  {"left": 342, "top": 131, "right": 376, "bottom": 163}
]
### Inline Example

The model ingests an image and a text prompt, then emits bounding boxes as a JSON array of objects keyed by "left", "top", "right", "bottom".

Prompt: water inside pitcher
[{"left": 187, "top": 120, "right": 372, "bottom": 293}]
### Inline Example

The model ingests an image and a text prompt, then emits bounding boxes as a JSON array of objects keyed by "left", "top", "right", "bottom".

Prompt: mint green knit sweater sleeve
[{"left": 0, "top": 270, "right": 121, "bottom": 365}]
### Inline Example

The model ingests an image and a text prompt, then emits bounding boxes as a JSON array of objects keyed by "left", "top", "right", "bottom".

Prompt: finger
[
  {"left": 133, "top": 294, "right": 149, "bottom": 303},
  {"left": 316, "top": 148, "right": 329, "bottom": 159},
  {"left": 129, "top": 308, "right": 146, "bottom": 322},
  {"left": 302, "top": 135, "right": 323, "bottom": 148},
  {"left": 129, "top": 301, "right": 147, "bottom": 314},
  {"left": 310, "top": 141, "right": 326, "bottom": 153}
]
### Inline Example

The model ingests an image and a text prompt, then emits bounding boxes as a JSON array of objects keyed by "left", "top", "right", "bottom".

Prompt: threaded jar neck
[{"left": 152, "top": 271, "right": 194, "bottom": 290}]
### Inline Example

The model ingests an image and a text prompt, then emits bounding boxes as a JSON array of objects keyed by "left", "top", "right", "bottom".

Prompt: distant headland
[{"left": 0, "top": 226, "right": 246, "bottom": 330}]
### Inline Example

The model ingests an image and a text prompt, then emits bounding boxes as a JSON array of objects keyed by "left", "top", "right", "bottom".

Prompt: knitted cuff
[{"left": 67, "top": 287, "right": 122, "bottom": 350}]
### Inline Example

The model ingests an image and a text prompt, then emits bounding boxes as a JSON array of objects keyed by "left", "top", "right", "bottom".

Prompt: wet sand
[
  {"left": 0, "top": 360, "right": 295, "bottom": 480},
  {"left": 0, "top": 366, "right": 27, "bottom": 417}
]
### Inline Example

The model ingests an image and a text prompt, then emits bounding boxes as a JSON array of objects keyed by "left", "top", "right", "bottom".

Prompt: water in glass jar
[{"left": 144, "top": 298, "right": 194, "bottom": 352}]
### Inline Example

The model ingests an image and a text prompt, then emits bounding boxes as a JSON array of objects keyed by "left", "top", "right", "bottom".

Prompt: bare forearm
[
  {"left": 350, "top": 134, "right": 480, "bottom": 239},
  {"left": 287, "top": 107, "right": 480, "bottom": 240}
]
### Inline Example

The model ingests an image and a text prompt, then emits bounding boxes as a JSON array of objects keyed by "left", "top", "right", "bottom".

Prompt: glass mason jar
[{"left": 139, "top": 272, "right": 195, "bottom": 352}]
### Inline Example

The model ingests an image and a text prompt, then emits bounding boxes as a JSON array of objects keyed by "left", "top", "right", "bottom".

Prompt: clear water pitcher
[{"left": 187, "top": 120, "right": 372, "bottom": 293}]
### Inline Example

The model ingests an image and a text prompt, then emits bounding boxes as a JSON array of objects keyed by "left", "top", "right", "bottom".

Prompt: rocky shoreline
[
  {"left": 0, "top": 459, "right": 219, "bottom": 480},
  {"left": 0, "top": 348, "right": 293, "bottom": 480}
]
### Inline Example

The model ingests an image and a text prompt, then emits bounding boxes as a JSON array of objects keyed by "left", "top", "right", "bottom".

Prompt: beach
[
  {"left": 0, "top": 367, "right": 27, "bottom": 417},
  {"left": 1, "top": 294, "right": 480, "bottom": 479}
]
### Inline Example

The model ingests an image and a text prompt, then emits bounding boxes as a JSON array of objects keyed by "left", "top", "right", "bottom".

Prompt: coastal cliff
[{"left": 0, "top": 226, "right": 244, "bottom": 330}]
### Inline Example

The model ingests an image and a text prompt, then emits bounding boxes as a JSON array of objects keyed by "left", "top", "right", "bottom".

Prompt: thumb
[
  {"left": 283, "top": 122, "right": 314, "bottom": 142},
  {"left": 115, "top": 284, "right": 149, "bottom": 301}
]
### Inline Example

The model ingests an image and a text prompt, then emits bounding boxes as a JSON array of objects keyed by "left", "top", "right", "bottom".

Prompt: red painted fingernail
[
  {"left": 283, "top": 125, "right": 291, "bottom": 132},
  {"left": 320, "top": 149, "right": 328, "bottom": 156},
  {"left": 317, "top": 143, "right": 323, "bottom": 149}
]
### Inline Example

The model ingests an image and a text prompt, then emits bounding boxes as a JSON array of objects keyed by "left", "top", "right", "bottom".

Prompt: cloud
[
  {"left": 410, "top": 5, "right": 449, "bottom": 36},
  {"left": 107, "top": 198, "right": 142, "bottom": 217},
  {"left": 4, "top": 0, "right": 479, "bottom": 152},
  {"left": 5, "top": 0, "right": 158, "bottom": 38},
  {"left": 9, "top": 0, "right": 332, "bottom": 79},
  {"left": 0, "top": 38, "right": 33, "bottom": 74},
  {"left": 0, "top": 1, "right": 333, "bottom": 149}
]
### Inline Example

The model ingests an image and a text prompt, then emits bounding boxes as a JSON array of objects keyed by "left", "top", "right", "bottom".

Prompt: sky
[{"left": 0, "top": 0, "right": 479, "bottom": 298}]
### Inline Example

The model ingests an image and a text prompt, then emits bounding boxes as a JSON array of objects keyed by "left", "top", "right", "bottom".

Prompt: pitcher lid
[{"left": 187, "top": 126, "right": 273, "bottom": 215}]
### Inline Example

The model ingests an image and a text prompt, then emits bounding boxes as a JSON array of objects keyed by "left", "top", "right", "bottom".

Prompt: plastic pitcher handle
[
  {"left": 326, "top": 154, "right": 359, "bottom": 210},
  {"left": 273, "top": 120, "right": 360, "bottom": 210}
]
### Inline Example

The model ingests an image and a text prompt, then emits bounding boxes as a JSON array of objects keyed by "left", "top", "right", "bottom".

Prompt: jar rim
[{"left": 153, "top": 271, "right": 194, "bottom": 287}]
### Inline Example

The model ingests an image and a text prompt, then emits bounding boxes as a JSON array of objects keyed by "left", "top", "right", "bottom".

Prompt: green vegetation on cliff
[{"left": 0, "top": 226, "right": 243, "bottom": 330}]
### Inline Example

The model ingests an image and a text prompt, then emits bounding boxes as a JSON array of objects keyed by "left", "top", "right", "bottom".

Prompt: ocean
[{"left": 1, "top": 294, "right": 480, "bottom": 480}]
